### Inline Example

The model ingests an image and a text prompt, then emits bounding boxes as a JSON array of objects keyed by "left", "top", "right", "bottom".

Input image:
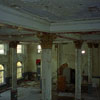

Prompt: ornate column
[
  {"left": 74, "top": 41, "right": 83, "bottom": 100},
  {"left": 38, "top": 33, "right": 56, "bottom": 100},
  {"left": 6, "top": 45, "right": 11, "bottom": 87},
  {"left": 9, "top": 41, "right": 18, "bottom": 100},
  {"left": 87, "top": 43, "right": 93, "bottom": 93}
]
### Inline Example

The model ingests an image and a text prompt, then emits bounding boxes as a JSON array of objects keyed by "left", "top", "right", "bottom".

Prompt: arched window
[
  {"left": 17, "top": 61, "right": 22, "bottom": 79},
  {"left": 0, "top": 64, "right": 5, "bottom": 84}
]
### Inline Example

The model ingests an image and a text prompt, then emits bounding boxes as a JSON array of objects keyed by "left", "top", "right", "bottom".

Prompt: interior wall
[
  {"left": 56, "top": 42, "right": 100, "bottom": 86},
  {"left": 92, "top": 44, "right": 100, "bottom": 87},
  {"left": 26, "top": 43, "right": 41, "bottom": 73},
  {"left": 63, "top": 42, "right": 75, "bottom": 69},
  {"left": 0, "top": 43, "right": 27, "bottom": 86},
  {"left": 26, "top": 43, "right": 58, "bottom": 82},
  {"left": 0, "top": 41, "right": 99, "bottom": 87}
]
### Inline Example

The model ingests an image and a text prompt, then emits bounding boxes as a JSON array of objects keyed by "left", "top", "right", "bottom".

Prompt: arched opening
[{"left": 17, "top": 61, "right": 23, "bottom": 79}]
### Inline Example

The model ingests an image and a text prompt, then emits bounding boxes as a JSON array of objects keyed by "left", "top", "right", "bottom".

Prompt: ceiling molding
[
  {"left": 0, "top": 5, "right": 50, "bottom": 32},
  {"left": 0, "top": 4, "right": 100, "bottom": 43},
  {"left": 0, "top": 5, "right": 100, "bottom": 33},
  {"left": 50, "top": 19, "right": 100, "bottom": 32}
]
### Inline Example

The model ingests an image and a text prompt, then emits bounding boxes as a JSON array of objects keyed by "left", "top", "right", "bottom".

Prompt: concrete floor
[
  {"left": 0, "top": 87, "right": 41, "bottom": 100},
  {"left": 0, "top": 81, "right": 100, "bottom": 100},
  {"left": 55, "top": 88, "right": 100, "bottom": 100},
  {"left": 0, "top": 81, "right": 41, "bottom": 100}
]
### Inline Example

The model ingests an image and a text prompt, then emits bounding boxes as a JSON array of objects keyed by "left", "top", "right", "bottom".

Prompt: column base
[{"left": 11, "top": 89, "right": 17, "bottom": 100}]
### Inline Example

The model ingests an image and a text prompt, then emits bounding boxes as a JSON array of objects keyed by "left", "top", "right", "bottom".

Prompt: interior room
[{"left": 0, "top": 0, "right": 100, "bottom": 100}]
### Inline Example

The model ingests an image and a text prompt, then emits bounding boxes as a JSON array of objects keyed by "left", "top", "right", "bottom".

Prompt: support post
[
  {"left": 74, "top": 41, "right": 83, "bottom": 100},
  {"left": 42, "top": 48, "right": 52, "bottom": 100},
  {"left": 93, "top": 43, "right": 99, "bottom": 87},
  {"left": 9, "top": 41, "right": 18, "bottom": 100},
  {"left": 87, "top": 43, "right": 93, "bottom": 93},
  {"left": 38, "top": 33, "right": 56, "bottom": 100}
]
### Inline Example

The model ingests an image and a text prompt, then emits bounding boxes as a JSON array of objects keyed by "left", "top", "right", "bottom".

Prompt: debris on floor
[{"left": 18, "top": 81, "right": 40, "bottom": 88}]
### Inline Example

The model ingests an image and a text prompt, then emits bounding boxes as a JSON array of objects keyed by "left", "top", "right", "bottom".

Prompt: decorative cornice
[
  {"left": 50, "top": 19, "right": 100, "bottom": 33},
  {"left": 0, "top": 5, "right": 50, "bottom": 32},
  {"left": 0, "top": 5, "right": 50, "bottom": 24}
]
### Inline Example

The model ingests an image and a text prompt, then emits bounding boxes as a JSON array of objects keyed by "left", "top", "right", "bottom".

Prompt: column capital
[
  {"left": 74, "top": 40, "right": 83, "bottom": 49},
  {"left": 37, "top": 33, "right": 56, "bottom": 49},
  {"left": 93, "top": 43, "right": 99, "bottom": 48},
  {"left": 87, "top": 43, "right": 93, "bottom": 48},
  {"left": 9, "top": 41, "right": 19, "bottom": 48}
]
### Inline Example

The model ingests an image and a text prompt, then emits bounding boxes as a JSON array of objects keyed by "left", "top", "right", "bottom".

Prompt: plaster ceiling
[
  {"left": 0, "top": 0, "right": 100, "bottom": 22},
  {"left": 0, "top": 0, "right": 100, "bottom": 42}
]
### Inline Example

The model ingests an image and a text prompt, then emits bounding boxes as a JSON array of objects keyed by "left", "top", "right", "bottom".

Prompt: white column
[
  {"left": 38, "top": 33, "right": 56, "bottom": 100},
  {"left": 42, "top": 49, "right": 52, "bottom": 100},
  {"left": 87, "top": 43, "right": 93, "bottom": 84},
  {"left": 99, "top": 45, "right": 100, "bottom": 86},
  {"left": 9, "top": 41, "right": 18, "bottom": 100},
  {"left": 93, "top": 43, "right": 99, "bottom": 87},
  {"left": 87, "top": 43, "right": 93, "bottom": 94},
  {"left": 74, "top": 41, "right": 83, "bottom": 100}
]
